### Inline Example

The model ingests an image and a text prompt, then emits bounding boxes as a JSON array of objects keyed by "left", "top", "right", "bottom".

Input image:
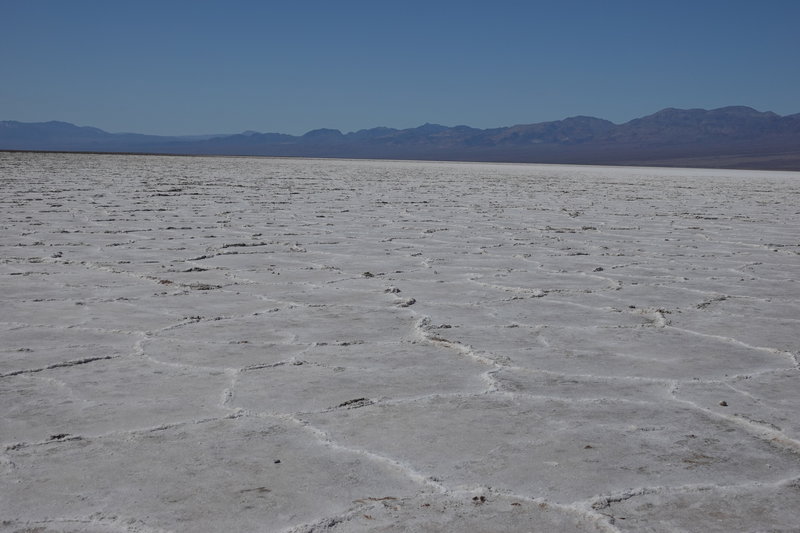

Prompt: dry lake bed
[{"left": 1, "top": 152, "right": 799, "bottom": 532}]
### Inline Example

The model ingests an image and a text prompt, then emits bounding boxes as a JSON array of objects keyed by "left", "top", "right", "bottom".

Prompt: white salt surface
[{"left": 1, "top": 152, "right": 799, "bottom": 532}]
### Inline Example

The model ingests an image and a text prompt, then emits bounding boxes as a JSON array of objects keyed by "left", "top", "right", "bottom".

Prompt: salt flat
[{"left": 1, "top": 152, "right": 799, "bottom": 532}]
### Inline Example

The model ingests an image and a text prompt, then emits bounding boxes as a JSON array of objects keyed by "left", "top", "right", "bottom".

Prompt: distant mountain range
[{"left": 3, "top": 106, "right": 800, "bottom": 170}]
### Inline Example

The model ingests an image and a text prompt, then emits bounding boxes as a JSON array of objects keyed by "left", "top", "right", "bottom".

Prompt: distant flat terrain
[{"left": 2, "top": 153, "right": 799, "bottom": 532}]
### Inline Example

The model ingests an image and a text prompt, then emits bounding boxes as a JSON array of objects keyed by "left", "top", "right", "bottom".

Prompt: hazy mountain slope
[{"left": 3, "top": 107, "right": 799, "bottom": 170}]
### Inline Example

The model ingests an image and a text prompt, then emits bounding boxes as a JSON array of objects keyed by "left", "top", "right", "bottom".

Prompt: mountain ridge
[{"left": 2, "top": 106, "right": 800, "bottom": 170}]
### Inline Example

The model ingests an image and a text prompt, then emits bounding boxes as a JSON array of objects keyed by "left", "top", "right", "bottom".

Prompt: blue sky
[{"left": 2, "top": 0, "right": 799, "bottom": 135}]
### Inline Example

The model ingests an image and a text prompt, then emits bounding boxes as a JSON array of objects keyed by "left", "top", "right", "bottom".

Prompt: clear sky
[{"left": 2, "top": 0, "right": 799, "bottom": 135}]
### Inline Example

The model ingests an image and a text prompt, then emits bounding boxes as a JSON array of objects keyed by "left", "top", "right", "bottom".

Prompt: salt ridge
[{"left": 1, "top": 152, "right": 799, "bottom": 532}]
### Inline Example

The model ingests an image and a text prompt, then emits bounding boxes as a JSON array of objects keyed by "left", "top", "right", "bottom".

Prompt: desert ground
[{"left": 1, "top": 152, "right": 799, "bottom": 532}]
